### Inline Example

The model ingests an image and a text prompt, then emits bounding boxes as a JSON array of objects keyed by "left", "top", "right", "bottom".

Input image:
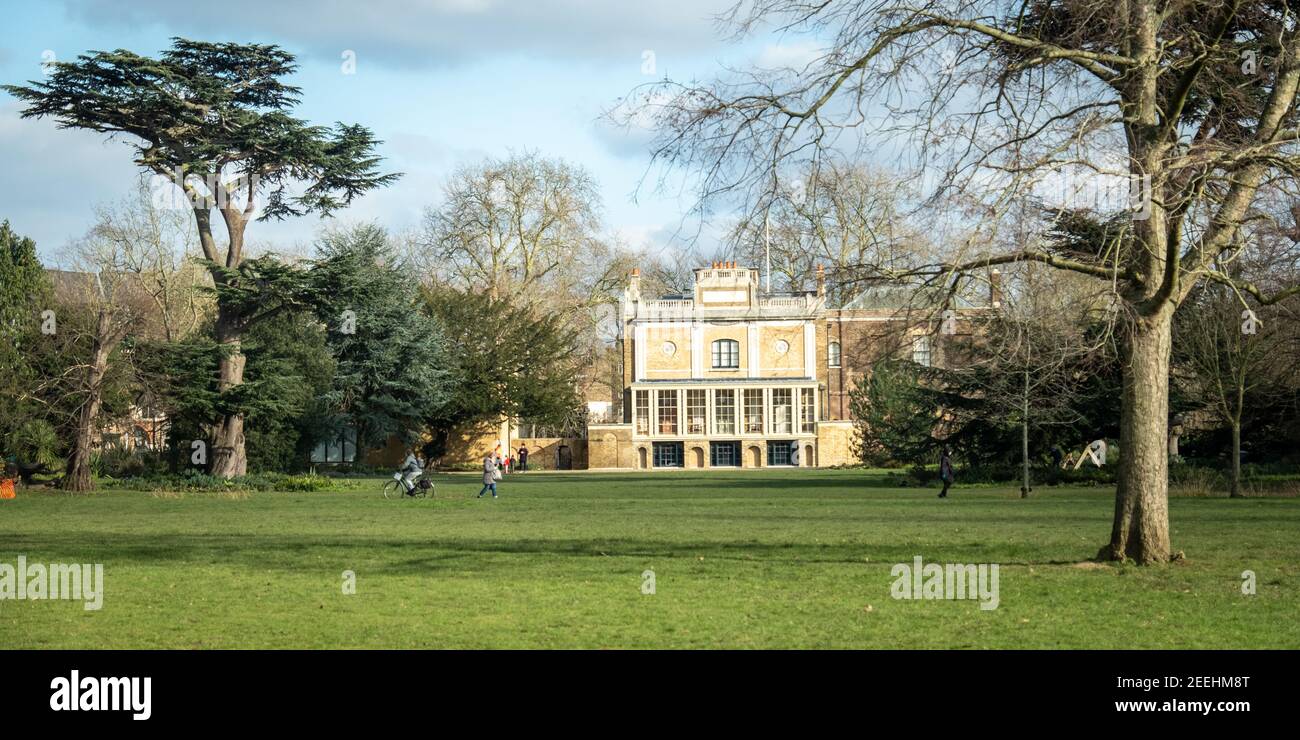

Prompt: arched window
[
  {"left": 711, "top": 339, "right": 740, "bottom": 369},
  {"left": 828, "top": 341, "right": 841, "bottom": 368}
]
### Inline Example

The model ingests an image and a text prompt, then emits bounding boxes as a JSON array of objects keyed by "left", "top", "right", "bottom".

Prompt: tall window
[
  {"left": 712, "top": 339, "right": 740, "bottom": 369},
  {"left": 657, "top": 389, "right": 678, "bottom": 434},
  {"left": 710, "top": 441, "right": 739, "bottom": 467},
  {"left": 634, "top": 390, "right": 650, "bottom": 434},
  {"left": 767, "top": 440, "right": 795, "bottom": 466},
  {"left": 743, "top": 389, "right": 764, "bottom": 433},
  {"left": 686, "top": 389, "right": 707, "bottom": 434},
  {"left": 800, "top": 388, "right": 816, "bottom": 433},
  {"left": 653, "top": 442, "right": 683, "bottom": 467},
  {"left": 713, "top": 389, "right": 736, "bottom": 434},
  {"left": 772, "top": 388, "right": 793, "bottom": 434},
  {"left": 912, "top": 335, "right": 932, "bottom": 367},
  {"left": 828, "top": 341, "right": 841, "bottom": 367}
]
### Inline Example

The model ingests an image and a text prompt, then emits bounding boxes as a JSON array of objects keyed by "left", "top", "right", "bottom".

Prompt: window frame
[
  {"left": 686, "top": 388, "right": 707, "bottom": 435},
  {"left": 912, "top": 335, "right": 932, "bottom": 367},
  {"left": 771, "top": 388, "right": 793, "bottom": 435},
  {"left": 711, "top": 339, "right": 740, "bottom": 369},
  {"left": 713, "top": 389, "right": 736, "bottom": 435},
  {"left": 656, "top": 389, "right": 679, "bottom": 435},
  {"left": 743, "top": 388, "right": 764, "bottom": 434}
]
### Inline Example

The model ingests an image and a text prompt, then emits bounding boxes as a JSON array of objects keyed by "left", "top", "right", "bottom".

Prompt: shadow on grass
[{"left": 0, "top": 531, "right": 1105, "bottom": 575}]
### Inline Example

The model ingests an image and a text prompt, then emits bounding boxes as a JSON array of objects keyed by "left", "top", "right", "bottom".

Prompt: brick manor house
[{"left": 583, "top": 263, "right": 1000, "bottom": 470}]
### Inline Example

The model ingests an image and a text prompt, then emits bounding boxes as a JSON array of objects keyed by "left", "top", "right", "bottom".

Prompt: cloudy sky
[{"left": 0, "top": 0, "right": 821, "bottom": 263}]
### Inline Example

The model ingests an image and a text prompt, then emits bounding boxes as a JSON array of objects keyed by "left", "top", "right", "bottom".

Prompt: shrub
[{"left": 102, "top": 470, "right": 333, "bottom": 493}]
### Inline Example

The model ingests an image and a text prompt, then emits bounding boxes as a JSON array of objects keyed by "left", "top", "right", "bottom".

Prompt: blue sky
[{"left": 0, "top": 0, "right": 823, "bottom": 263}]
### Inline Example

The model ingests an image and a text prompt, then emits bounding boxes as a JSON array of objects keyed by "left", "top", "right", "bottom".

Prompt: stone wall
[
  {"left": 816, "top": 421, "right": 859, "bottom": 467},
  {"left": 588, "top": 424, "right": 635, "bottom": 469},
  {"left": 514, "top": 437, "right": 587, "bottom": 470}
]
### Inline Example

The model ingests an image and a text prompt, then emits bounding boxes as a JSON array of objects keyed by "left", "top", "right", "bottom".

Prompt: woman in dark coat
[{"left": 938, "top": 447, "right": 954, "bottom": 498}]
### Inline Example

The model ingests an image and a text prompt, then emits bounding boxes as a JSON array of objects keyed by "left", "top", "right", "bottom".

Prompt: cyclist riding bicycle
[{"left": 399, "top": 449, "right": 424, "bottom": 494}]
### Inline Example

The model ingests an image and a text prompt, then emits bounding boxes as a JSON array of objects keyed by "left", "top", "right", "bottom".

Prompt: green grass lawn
[{"left": 2, "top": 469, "right": 1297, "bottom": 648}]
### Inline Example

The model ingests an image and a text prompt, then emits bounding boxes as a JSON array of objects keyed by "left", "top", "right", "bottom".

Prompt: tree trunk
[
  {"left": 1098, "top": 310, "right": 1173, "bottom": 564},
  {"left": 61, "top": 310, "right": 115, "bottom": 492},
  {"left": 1021, "top": 370, "right": 1030, "bottom": 498},
  {"left": 197, "top": 208, "right": 250, "bottom": 480},
  {"left": 1229, "top": 420, "right": 1242, "bottom": 498},
  {"left": 210, "top": 314, "right": 247, "bottom": 478}
]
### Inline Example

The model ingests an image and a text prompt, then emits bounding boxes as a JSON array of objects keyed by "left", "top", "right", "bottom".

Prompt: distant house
[{"left": 585, "top": 263, "right": 999, "bottom": 470}]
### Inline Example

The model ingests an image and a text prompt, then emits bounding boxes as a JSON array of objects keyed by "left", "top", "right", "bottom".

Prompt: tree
[
  {"left": 1175, "top": 275, "right": 1292, "bottom": 496},
  {"left": 73, "top": 179, "right": 212, "bottom": 343},
  {"left": 729, "top": 162, "right": 929, "bottom": 303},
  {"left": 953, "top": 264, "right": 1114, "bottom": 496},
  {"left": 421, "top": 287, "right": 582, "bottom": 459},
  {"left": 131, "top": 256, "right": 319, "bottom": 473},
  {"left": 0, "top": 221, "right": 52, "bottom": 450},
  {"left": 621, "top": 1, "right": 1300, "bottom": 563},
  {"left": 312, "top": 224, "right": 451, "bottom": 450},
  {"left": 53, "top": 274, "right": 138, "bottom": 491},
  {"left": 52, "top": 182, "right": 214, "bottom": 490},
  {"left": 421, "top": 151, "right": 613, "bottom": 305},
  {"left": 241, "top": 310, "right": 336, "bottom": 473},
  {"left": 5, "top": 38, "right": 399, "bottom": 477},
  {"left": 850, "top": 358, "right": 943, "bottom": 465}
]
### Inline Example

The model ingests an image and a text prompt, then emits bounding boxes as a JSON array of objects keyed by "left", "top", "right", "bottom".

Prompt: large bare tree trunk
[
  {"left": 1099, "top": 309, "right": 1173, "bottom": 564},
  {"left": 62, "top": 310, "right": 118, "bottom": 492}
]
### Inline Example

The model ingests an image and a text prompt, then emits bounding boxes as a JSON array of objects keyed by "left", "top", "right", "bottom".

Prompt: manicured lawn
[{"left": 1, "top": 469, "right": 1297, "bottom": 648}]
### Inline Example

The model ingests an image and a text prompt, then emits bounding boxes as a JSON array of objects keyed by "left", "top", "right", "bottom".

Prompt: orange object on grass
[{"left": 0, "top": 479, "right": 15, "bottom": 499}]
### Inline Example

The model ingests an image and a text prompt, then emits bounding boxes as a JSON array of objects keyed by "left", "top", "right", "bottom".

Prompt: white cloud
[
  {"left": 56, "top": 0, "right": 736, "bottom": 68},
  {"left": 755, "top": 40, "right": 827, "bottom": 71}
]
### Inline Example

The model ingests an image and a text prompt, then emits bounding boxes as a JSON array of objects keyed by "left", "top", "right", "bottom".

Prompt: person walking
[
  {"left": 938, "top": 447, "right": 954, "bottom": 498},
  {"left": 517, "top": 445, "right": 529, "bottom": 471},
  {"left": 478, "top": 453, "right": 499, "bottom": 498}
]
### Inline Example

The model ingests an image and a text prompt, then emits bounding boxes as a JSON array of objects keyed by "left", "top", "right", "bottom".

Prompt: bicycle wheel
[{"left": 382, "top": 479, "right": 404, "bottom": 499}]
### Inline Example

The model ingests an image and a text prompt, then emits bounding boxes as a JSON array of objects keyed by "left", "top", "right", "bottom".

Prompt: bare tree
[
  {"left": 422, "top": 152, "right": 607, "bottom": 304},
  {"left": 955, "top": 263, "right": 1114, "bottom": 496},
  {"left": 617, "top": 0, "right": 1300, "bottom": 563},
  {"left": 48, "top": 270, "right": 140, "bottom": 492},
  {"left": 1175, "top": 254, "right": 1294, "bottom": 497},
  {"left": 53, "top": 182, "right": 215, "bottom": 490},
  {"left": 729, "top": 162, "right": 931, "bottom": 302},
  {"left": 74, "top": 180, "right": 213, "bottom": 342}
]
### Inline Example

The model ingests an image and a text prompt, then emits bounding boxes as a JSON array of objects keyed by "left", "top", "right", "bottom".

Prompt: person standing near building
[
  {"left": 478, "top": 453, "right": 499, "bottom": 499},
  {"left": 938, "top": 447, "right": 954, "bottom": 499},
  {"left": 517, "top": 445, "right": 529, "bottom": 471}
]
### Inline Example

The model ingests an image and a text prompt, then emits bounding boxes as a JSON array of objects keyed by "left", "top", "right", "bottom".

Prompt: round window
[
  {"left": 662, "top": 341, "right": 676, "bottom": 356},
  {"left": 774, "top": 339, "right": 790, "bottom": 355}
]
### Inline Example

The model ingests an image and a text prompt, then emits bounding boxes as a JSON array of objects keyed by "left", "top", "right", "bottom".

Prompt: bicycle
[{"left": 382, "top": 472, "right": 433, "bottom": 499}]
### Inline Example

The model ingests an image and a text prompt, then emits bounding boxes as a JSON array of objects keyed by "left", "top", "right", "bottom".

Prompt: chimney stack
[
  {"left": 815, "top": 264, "right": 826, "bottom": 298},
  {"left": 989, "top": 269, "right": 1003, "bottom": 308}
]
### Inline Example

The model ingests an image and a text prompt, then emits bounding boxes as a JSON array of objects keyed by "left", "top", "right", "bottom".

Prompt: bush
[
  {"left": 889, "top": 460, "right": 1117, "bottom": 487},
  {"left": 102, "top": 470, "right": 333, "bottom": 492},
  {"left": 93, "top": 446, "right": 167, "bottom": 478}
]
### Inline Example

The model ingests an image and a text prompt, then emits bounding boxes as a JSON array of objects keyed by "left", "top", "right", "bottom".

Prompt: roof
[{"left": 839, "top": 285, "right": 984, "bottom": 311}]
